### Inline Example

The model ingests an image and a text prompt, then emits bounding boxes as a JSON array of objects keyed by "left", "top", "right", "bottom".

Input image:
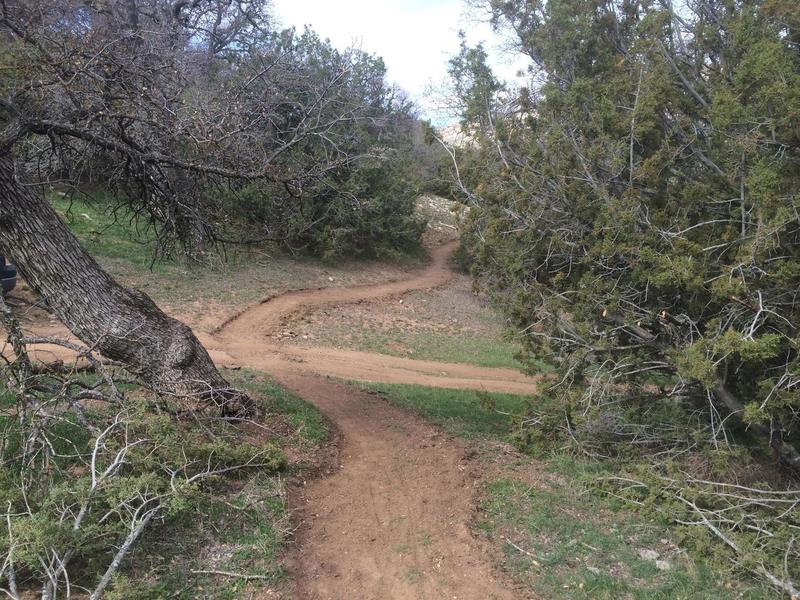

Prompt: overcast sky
[{"left": 271, "top": 0, "right": 529, "bottom": 121}]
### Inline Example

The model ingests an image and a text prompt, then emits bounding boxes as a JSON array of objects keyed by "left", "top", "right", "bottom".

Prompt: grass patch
[
  {"left": 51, "top": 193, "right": 263, "bottom": 272},
  {"left": 302, "top": 290, "right": 537, "bottom": 371},
  {"left": 0, "top": 384, "right": 15, "bottom": 408},
  {"left": 78, "top": 373, "right": 326, "bottom": 598},
  {"left": 114, "top": 473, "right": 290, "bottom": 600},
  {"left": 357, "top": 328, "right": 525, "bottom": 369},
  {"left": 49, "top": 194, "right": 287, "bottom": 309},
  {"left": 478, "top": 463, "right": 774, "bottom": 599},
  {"left": 51, "top": 193, "right": 162, "bottom": 271},
  {"left": 364, "top": 383, "right": 529, "bottom": 438},
  {"left": 0, "top": 371, "right": 330, "bottom": 600}
]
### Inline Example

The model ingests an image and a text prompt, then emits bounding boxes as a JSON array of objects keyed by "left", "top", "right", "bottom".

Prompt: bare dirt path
[
  {"left": 210, "top": 242, "right": 530, "bottom": 599},
  {"left": 277, "top": 373, "right": 519, "bottom": 600},
  {"left": 207, "top": 241, "right": 538, "bottom": 395},
  {"left": 19, "top": 241, "right": 538, "bottom": 395},
  {"left": 217, "top": 242, "right": 459, "bottom": 340}
]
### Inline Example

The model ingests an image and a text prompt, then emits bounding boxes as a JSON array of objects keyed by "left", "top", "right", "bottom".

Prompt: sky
[{"left": 270, "top": 0, "right": 530, "bottom": 121}]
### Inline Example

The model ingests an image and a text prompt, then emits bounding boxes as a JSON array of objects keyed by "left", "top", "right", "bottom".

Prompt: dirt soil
[
  {"left": 12, "top": 241, "right": 536, "bottom": 395},
  {"left": 205, "top": 241, "right": 538, "bottom": 395},
  {"left": 10, "top": 239, "right": 538, "bottom": 599},
  {"left": 213, "top": 240, "right": 535, "bottom": 599},
  {"left": 271, "top": 262, "right": 522, "bottom": 370},
  {"left": 278, "top": 374, "right": 522, "bottom": 599}
]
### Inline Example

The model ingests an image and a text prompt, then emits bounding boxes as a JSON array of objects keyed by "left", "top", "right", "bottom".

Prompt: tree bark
[
  {"left": 0, "top": 154, "right": 249, "bottom": 414},
  {"left": 714, "top": 381, "right": 800, "bottom": 473}
]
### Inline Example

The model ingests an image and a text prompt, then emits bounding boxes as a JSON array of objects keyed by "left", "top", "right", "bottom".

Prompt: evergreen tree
[{"left": 452, "top": 0, "right": 800, "bottom": 469}]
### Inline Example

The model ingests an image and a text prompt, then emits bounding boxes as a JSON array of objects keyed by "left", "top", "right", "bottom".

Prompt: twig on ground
[
  {"left": 506, "top": 540, "right": 541, "bottom": 567},
  {"left": 190, "top": 569, "right": 272, "bottom": 581}
]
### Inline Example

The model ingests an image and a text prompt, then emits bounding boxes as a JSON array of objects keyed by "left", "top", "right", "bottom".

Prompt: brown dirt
[
  {"left": 9, "top": 239, "right": 537, "bottom": 598},
  {"left": 208, "top": 241, "right": 531, "bottom": 598},
  {"left": 217, "top": 242, "right": 460, "bottom": 340},
  {"left": 275, "top": 272, "right": 522, "bottom": 370},
  {"left": 208, "top": 241, "right": 539, "bottom": 395},
  {"left": 278, "top": 373, "right": 521, "bottom": 600},
  {"left": 10, "top": 239, "right": 537, "bottom": 394}
]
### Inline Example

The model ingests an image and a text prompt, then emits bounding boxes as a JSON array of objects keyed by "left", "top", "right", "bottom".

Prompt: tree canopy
[
  {"left": 452, "top": 0, "right": 800, "bottom": 467},
  {"left": 448, "top": 1, "right": 800, "bottom": 588},
  {"left": 1, "top": 0, "right": 425, "bottom": 259},
  {"left": 0, "top": 0, "right": 430, "bottom": 408}
]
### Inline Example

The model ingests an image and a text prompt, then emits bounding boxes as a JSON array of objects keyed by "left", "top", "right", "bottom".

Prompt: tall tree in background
[
  {"left": 450, "top": 0, "right": 800, "bottom": 469},
  {"left": 0, "top": 0, "right": 421, "bottom": 409}
]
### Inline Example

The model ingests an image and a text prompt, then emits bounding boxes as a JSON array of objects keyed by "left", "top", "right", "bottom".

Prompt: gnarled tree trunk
[{"left": 0, "top": 154, "right": 249, "bottom": 414}]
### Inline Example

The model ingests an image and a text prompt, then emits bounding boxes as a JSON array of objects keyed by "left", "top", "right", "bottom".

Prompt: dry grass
[{"left": 282, "top": 274, "right": 526, "bottom": 369}]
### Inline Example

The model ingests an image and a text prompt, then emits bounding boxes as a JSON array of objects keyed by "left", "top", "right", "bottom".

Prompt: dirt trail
[
  {"left": 278, "top": 373, "right": 518, "bottom": 600},
  {"left": 209, "top": 241, "right": 539, "bottom": 395},
  {"left": 218, "top": 242, "right": 458, "bottom": 341},
  {"left": 210, "top": 242, "right": 529, "bottom": 599},
  {"left": 19, "top": 241, "right": 538, "bottom": 395}
]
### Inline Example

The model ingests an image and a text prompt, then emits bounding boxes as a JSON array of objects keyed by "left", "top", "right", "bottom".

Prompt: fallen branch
[
  {"left": 505, "top": 540, "right": 541, "bottom": 567},
  {"left": 677, "top": 495, "right": 800, "bottom": 599},
  {"left": 190, "top": 569, "right": 272, "bottom": 581}
]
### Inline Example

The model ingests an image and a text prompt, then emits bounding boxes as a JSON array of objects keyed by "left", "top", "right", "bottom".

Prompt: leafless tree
[
  {"left": 0, "top": 0, "right": 395, "bottom": 409},
  {"left": 0, "top": 293, "right": 277, "bottom": 597}
]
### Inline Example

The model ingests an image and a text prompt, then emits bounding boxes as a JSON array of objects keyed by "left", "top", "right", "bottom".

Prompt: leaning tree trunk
[{"left": 0, "top": 154, "right": 249, "bottom": 414}]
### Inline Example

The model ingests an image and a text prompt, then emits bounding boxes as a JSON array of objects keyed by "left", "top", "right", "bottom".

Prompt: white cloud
[{"left": 270, "top": 0, "right": 529, "bottom": 119}]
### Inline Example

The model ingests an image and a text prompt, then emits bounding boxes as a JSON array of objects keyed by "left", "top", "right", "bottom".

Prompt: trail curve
[{"left": 208, "top": 241, "right": 539, "bottom": 395}]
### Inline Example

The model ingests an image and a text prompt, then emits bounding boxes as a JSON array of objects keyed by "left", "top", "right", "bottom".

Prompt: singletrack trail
[
  {"left": 276, "top": 373, "right": 518, "bottom": 600},
  {"left": 211, "top": 241, "right": 531, "bottom": 599},
  {"left": 207, "top": 241, "right": 538, "bottom": 395},
  {"left": 218, "top": 241, "right": 460, "bottom": 341}
]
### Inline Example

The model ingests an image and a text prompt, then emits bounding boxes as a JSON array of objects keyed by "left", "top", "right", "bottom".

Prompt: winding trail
[
  {"left": 276, "top": 373, "right": 519, "bottom": 600},
  {"left": 206, "top": 241, "right": 538, "bottom": 395},
  {"left": 210, "top": 241, "right": 532, "bottom": 599},
  {"left": 17, "top": 241, "right": 534, "bottom": 598}
]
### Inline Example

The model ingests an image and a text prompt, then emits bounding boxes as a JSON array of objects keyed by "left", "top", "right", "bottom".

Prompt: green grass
[
  {"left": 5, "top": 281, "right": 311, "bottom": 595},
  {"left": 0, "top": 384, "right": 14, "bottom": 408},
  {"left": 52, "top": 194, "right": 267, "bottom": 270},
  {"left": 115, "top": 475, "right": 289, "bottom": 600},
  {"left": 51, "top": 193, "right": 162, "bottom": 271},
  {"left": 50, "top": 194, "right": 286, "bottom": 308},
  {"left": 0, "top": 373, "right": 313, "bottom": 600},
  {"left": 100, "top": 374, "right": 329, "bottom": 599},
  {"left": 357, "top": 328, "right": 525, "bottom": 369},
  {"left": 364, "top": 383, "right": 529, "bottom": 438},
  {"left": 479, "top": 465, "right": 775, "bottom": 600},
  {"left": 103, "top": 374, "right": 326, "bottom": 598}
]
